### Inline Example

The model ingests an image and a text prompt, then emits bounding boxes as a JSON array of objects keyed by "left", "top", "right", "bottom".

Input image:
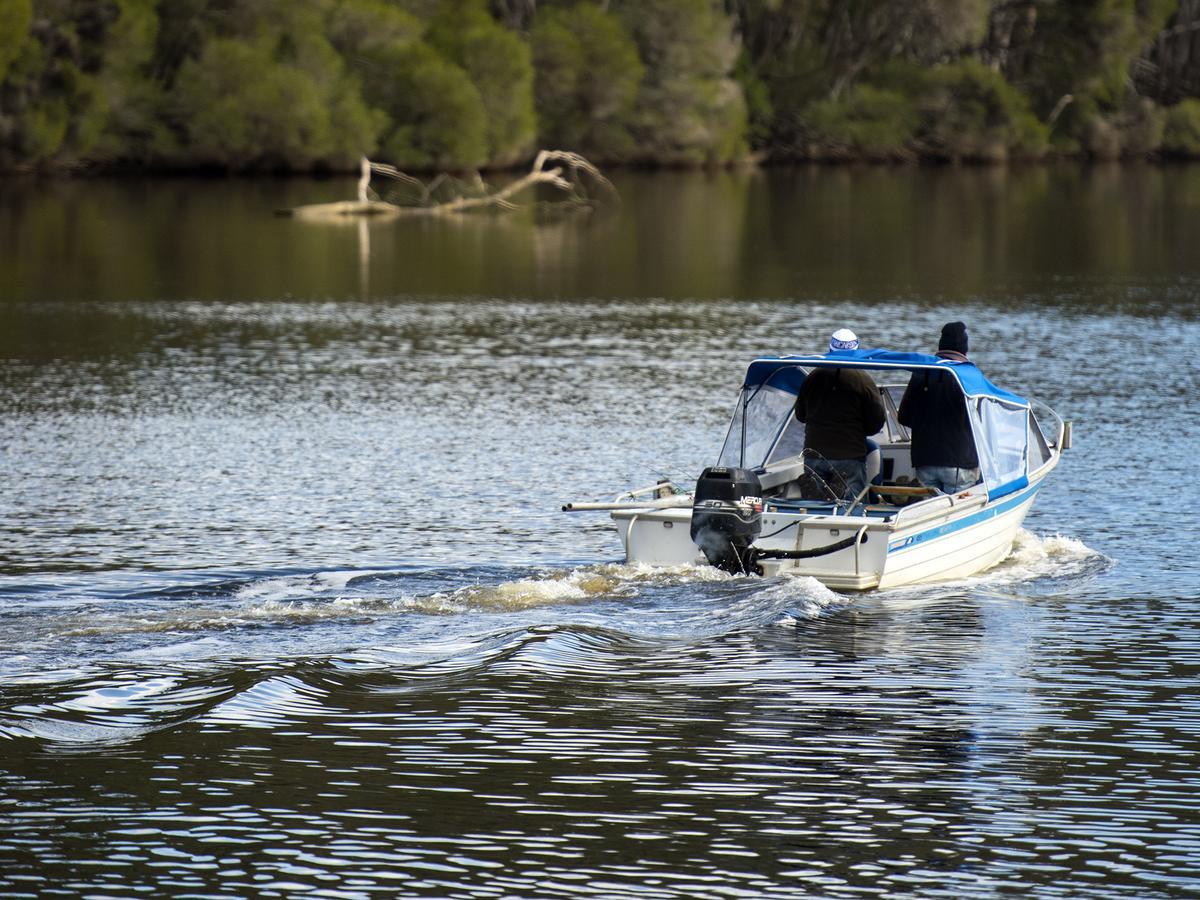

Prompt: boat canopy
[
  {"left": 743, "top": 349, "right": 1028, "bottom": 406},
  {"left": 721, "top": 348, "right": 1048, "bottom": 502}
]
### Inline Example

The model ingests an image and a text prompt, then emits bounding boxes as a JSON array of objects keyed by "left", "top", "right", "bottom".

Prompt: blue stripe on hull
[{"left": 887, "top": 482, "right": 1041, "bottom": 555}]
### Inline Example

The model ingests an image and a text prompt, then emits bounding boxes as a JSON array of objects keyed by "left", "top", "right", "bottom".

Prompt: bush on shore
[
  {"left": 801, "top": 61, "right": 1047, "bottom": 163},
  {"left": 2, "top": 0, "right": 1200, "bottom": 173},
  {"left": 531, "top": 4, "right": 643, "bottom": 162},
  {"left": 1163, "top": 99, "right": 1200, "bottom": 158}
]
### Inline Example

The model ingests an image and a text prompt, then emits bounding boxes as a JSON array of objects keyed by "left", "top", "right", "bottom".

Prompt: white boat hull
[{"left": 614, "top": 471, "right": 1050, "bottom": 591}]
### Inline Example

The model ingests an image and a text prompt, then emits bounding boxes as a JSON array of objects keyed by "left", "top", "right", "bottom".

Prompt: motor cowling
[{"left": 690, "top": 466, "right": 763, "bottom": 573}]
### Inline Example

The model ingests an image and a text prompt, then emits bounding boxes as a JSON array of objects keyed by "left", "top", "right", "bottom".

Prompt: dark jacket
[
  {"left": 897, "top": 362, "right": 979, "bottom": 468},
  {"left": 794, "top": 368, "right": 886, "bottom": 460}
]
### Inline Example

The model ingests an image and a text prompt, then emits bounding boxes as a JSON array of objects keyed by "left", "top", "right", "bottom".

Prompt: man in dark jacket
[
  {"left": 795, "top": 329, "right": 886, "bottom": 502},
  {"left": 897, "top": 321, "right": 981, "bottom": 494}
]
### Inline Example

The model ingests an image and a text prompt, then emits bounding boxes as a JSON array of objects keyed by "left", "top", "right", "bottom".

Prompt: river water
[{"left": 1, "top": 166, "right": 1198, "bottom": 897}]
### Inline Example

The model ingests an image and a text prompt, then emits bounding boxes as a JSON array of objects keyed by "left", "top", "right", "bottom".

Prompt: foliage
[
  {"left": 617, "top": 0, "right": 748, "bottom": 164},
  {"left": 90, "top": 0, "right": 163, "bottom": 164},
  {"left": 0, "top": 0, "right": 31, "bottom": 83},
  {"left": 918, "top": 60, "right": 1049, "bottom": 161},
  {"left": 1009, "top": 0, "right": 1177, "bottom": 148},
  {"left": 426, "top": 1, "right": 536, "bottom": 166},
  {"left": 531, "top": 3, "right": 643, "bottom": 160},
  {"left": 363, "top": 40, "right": 488, "bottom": 170},
  {"left": 804, "top": 85, "right": 922, "bottom": 160},
  {"left": 1163, "top": 99, "right": 1200, "bottom": 157},
  {"left": 0, "top": 0, "right": 112, "bottom": 167},
  {"left": 1, "top": 0, "right": 1199, "bottom": 171},
  {"left": 328, "top": 0, "right": 422, "bottom": 56},
  {"left": 173, "top": 35, "right": 378, "bottom": 171},
  {"left": 803, "top": 60, "right": 1047, "bottom": 162}
]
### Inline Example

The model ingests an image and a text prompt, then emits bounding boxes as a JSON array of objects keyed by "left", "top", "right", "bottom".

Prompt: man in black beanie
[
  {"left": 937, "top": 321, "right": 969, "bottom": 360},
  {"left": 897, "top": 322, "right": 981, "bottom": 494}
]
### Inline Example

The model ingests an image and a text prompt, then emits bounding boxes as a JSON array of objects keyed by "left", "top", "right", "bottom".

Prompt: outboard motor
[{"left": 690, "top": 467, "right": 763, "bottom": 573}]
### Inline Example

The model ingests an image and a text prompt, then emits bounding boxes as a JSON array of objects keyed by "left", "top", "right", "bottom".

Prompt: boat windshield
[
  {"left": 716, "top": 384, "right": 796, "bottom": 469},
  {"left": 715, "top": 370, "right": 905, "bottom": 470}
]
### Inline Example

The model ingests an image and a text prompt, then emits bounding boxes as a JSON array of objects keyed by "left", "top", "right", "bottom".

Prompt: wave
[
  {"left": 971, "top": 528, "right": 1111, "bottom": 587},
  {"left": 0, "top": 560, "right": 849, "bottom": 747}
]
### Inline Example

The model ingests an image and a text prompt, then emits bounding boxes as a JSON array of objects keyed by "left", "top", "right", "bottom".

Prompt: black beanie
[{"left": 939, "top": 321, "right": 968, "bottom": 354}]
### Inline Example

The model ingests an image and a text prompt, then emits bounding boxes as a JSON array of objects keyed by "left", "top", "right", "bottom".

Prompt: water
[{"left": 1, "top": 167, "right": 1199, "bottom": 897}]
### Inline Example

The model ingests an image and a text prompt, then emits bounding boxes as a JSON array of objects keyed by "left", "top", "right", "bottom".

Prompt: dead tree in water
[{"left": 281, "top": 152, "right": 617, "bottom": 220}]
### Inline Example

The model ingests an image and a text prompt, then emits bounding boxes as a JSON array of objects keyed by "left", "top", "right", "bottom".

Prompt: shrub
[
  {"left": 0, "top": 0, "right": 31, "bottom": 83},
  {"left": 176, "top": 38, "right": 335, "bottom": 170},
  {"left": 328, "top": 0, "right": 422, "bottom": 56},
  {"left": 1163, "top": 99, "right": 1200, "bottom": 158},
  {"left": 1082, "top": 115, "right": 1121, "bottom": 160},
  {"left": 618, "top": 0, "right": 749, "bottom": 165},
  {"left": 428, "top": 4, "right": 536, "bottom": 166},
  {"left": 919, "top": 60, "right": 1048, "bottom": 161},
  {"left": 801, "top": 60, "right": 1047, "bottom": 162},
  {"left": 362, "top": 41, "right": 488, "bottom": 170},
  {"left": 531, "top": 4, "right": 643, "bottom": 160},
  {"left": 1117, "top": 97, "right": 1165, "bottom": 158},
  {"left": 804, "top": 86, "right": 920, "bottom": 159}
]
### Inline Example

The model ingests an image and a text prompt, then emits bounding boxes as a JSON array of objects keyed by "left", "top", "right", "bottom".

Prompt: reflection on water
[
  {"left": 2, "top": 168, "right": 1199, "bottom": 897},
  {"left": 3, "top": 544, "right": 1196, "bottom": 897},
  {"left": 3, "top": 167, "right": 1200, "bottom": 309}
]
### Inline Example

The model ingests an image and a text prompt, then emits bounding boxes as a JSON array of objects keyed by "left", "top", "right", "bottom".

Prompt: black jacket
[
  {"left": 794, "top": 368, "right": 886, "bottom": 460},
  {"left": 897, "top": 366, "right": 979, "bottom": 468}
]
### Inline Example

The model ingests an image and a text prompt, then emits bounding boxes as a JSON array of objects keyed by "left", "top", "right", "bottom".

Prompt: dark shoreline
[{"left": 5, "top": 151, "right": 1200, "bottom": 180}]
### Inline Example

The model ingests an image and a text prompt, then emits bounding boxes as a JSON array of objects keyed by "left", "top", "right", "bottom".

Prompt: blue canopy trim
[{"left": 743, "top": 349, "right": 1029, "bottom": 407}]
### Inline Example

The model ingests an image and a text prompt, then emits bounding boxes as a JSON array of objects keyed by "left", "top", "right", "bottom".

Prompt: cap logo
[{"left": 829, "top": 329, "right": 860, "bottom": 352}]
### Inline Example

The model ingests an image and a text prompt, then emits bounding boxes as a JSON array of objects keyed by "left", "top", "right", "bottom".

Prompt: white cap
[{"left": 829, "top": 328, "right": 859, "bottom": 352}]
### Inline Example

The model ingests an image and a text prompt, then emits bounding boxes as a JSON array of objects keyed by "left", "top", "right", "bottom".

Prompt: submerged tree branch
[{"left": 280, "top": 152, "right": 617, "bottom": 220}]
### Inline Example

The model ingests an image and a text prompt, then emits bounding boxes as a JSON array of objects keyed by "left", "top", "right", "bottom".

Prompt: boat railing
[
  {"left": 1030, "top": 399, "right": 1066, "bottom": 450},
  {"left": 891, "top": 489, "right": 986, "bottom": 528}
]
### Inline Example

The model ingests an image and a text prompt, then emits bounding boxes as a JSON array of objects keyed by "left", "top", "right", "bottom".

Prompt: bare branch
[{"left": 279, "top": 151, "right": 617, "bottom": 220}]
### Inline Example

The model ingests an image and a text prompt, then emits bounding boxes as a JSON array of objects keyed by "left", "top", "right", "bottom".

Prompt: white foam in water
[
  {"left": 874, "top": 529, "right": 1109, "bottom": 607},
  {"left": 764, "top": 575, "right": 846, "bottom": 624},
  {"left": 445, "top": 561, "right": 738, "bottom": 611},
  {"left": 970, "top": 528, "right": 1109, "bottom": 586},
  {"left": 232, "top": 569, "right": 382, "bottom": 605},
  {"left": 451, "top": 567, "right": 618, "bottom": 611}
]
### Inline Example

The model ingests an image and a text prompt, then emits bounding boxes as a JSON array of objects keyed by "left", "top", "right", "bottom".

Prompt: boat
[{"left": 563, "top": 348, "right": 1070, "bottom": 590}]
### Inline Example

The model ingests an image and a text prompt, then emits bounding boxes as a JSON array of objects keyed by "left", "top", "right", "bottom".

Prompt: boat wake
[
  {"left": 869, "top": 529, "right": 1109, "bottom": 611},
  {"left": 970, "top": 528, "right": 1111, "bottom": 588},
  {"left": 0, "top": 560, "right": 849, "bottom": 748},
  {"left": 0, "top": 531, "right": 1095, "bottom": 748}
]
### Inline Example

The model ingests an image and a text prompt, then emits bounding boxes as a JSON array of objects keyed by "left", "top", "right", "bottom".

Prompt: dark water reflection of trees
[{"left": 1, "top": 166, "right": 1197, "bottom": 324}]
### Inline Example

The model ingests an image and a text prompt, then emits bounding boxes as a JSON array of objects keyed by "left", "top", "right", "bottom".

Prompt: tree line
[{"left": 2, "top": 0, "right": 1200, "bottom": 174}]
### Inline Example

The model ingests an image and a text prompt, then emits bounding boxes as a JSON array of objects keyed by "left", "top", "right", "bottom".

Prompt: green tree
[
  {"left": 1012, "top": 0, "right": 1176, "bottom": 148},
  {"left": 427, "top": 1, "right": 535, "bottom": 166},
  {"left": 617, "top": 0, "right": 748, "bottom": 164},
  {"left": 803, "top": 59, "right": 1048, "bottom": 162},
  {"left": 531, "top": 3, "right": 643, "bottom": 160},
  {"left": 361, "top": 40, "right": 488, "bottom": 170},
  {"left": 1163, "top": 99, "right": 1200, "bottom": 157},
  {"left": 173, "top": 33, "right": 378, "bottom": 171},
  {"left": 0, "top": 0, "right": 31, "bottom": 83},
  {"left": 0, "top": 0, "right": 114, "bottom": 167},
  {"left": 89, "top": 0, "right": 164, "bottom": 164},
  {"left": 328, "top": 0, "right": 423, "bottom": 56},
  {"left": 804, "top": 84, "right": 921, "bottom": 160},
  {"left": 918, "top": 59, "right": 1048, "bottom": 160}
]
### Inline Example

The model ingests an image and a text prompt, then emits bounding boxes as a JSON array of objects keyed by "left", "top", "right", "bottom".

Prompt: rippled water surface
[{"left": 2, "top": 168, "right": 1199, "bottom": 897}]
